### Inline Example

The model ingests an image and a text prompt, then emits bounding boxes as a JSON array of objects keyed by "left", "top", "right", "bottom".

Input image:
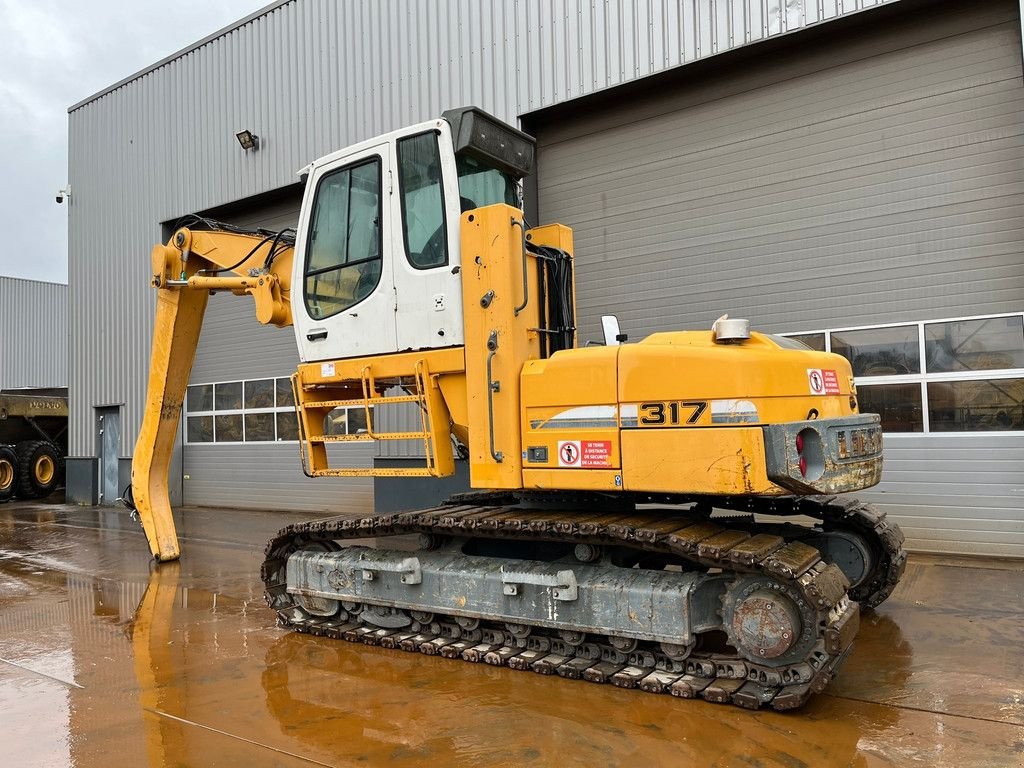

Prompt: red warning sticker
[
  {"left": 557, "top": 440, "right": 612, "bottom": 468},
  {"left": 581, "top": 440, "right": 612, "bottom": 468},
  {"left": 807, "top": 368, "right": 841, "bottom": 395}
]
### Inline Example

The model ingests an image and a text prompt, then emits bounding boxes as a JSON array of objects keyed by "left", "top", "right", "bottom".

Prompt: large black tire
[
  {"left": 15, "top": 440, "right": 61, "bottom": 500},
  {"left": 0, "top": 445, "right": 17, "bottom": 503}
]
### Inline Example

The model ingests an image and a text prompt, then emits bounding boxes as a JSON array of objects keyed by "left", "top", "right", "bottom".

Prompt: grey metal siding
[
  {"left": 181, "top": 195, "right": 373, "bottom": 512},
  {"left": 859, "top": 435, "right": 1024, "bottom": 558},
  {"left": 67, "top": 0, "right": 891, "bottom": 460},
  {"left": 535, "top": 2, "right": 1024, "bottom": 557},
  {"left": 182, "top": 443, "right": 373, "bottom": 513},
  {"left": 374, "top": 396, "right": 427, "bottom": 459},
  {"left": 0, "top": 277, "right": 67, "bottom": 390},
  {"left": 537, "top": 3, "right": 1024, "bottom": 341}
]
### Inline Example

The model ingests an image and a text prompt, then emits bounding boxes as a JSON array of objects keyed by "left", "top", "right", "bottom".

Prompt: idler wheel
[
  {"left": 730, "top": 589, "right": 802, "bottom": 660},
  {"left": 803, "top": 530, "right": 873, "bottom": 589}
]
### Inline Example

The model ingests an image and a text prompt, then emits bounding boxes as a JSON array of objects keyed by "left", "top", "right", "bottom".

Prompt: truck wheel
[
  {"left": 15, "top": 441, "right": 61, "bottom": 500},
  {"left": 0, "top": 445, "right": 17, "bottom": 502}
]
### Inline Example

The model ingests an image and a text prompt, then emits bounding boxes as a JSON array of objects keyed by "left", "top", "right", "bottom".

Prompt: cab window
[
  {"left": 455, "top": 154, "right": 517, "bottom": 211},
  {"left": 304, "top": 157, "right": 382, "bottom": 319},
  {"left": 398, "top": 132, "right": 448, "bottom": 269}
]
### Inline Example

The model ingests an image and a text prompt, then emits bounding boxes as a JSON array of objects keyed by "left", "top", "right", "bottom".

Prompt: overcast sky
[{"left": 0, "top": 0, "right": 270, "bottom": 284}]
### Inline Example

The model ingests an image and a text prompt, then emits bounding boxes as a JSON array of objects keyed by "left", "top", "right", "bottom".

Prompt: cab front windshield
[{"left": 455, "top": 155, "right": 518, "bottom": 213}]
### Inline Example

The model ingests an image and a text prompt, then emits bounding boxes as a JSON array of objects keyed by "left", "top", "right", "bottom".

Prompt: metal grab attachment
[
  {"left": 486, "top": 330, "right": 503, "bottom": 463},
  {"left": 511, "top": 217, "right": 530, "bottom": 316},
  {"left": 358, "top": 556, "right": 422, "bottom": 585},
  {"left": 501, "top": 566, "right": 579, "bottom": 601}
]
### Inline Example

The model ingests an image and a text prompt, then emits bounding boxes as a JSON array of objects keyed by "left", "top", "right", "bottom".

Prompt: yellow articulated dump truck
[
  {"left": 0, "top": 390, "right": 66, "bottom": 502},
  {"left": 129, "top": 107, "right": 906, "bottom": 711}
]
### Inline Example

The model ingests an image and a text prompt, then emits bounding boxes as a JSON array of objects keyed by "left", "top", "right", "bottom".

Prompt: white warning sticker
[
  {"left": 557, "top": 440, "right": 581, "bottom": 467},
  {"left": 321, "top": 361, "right": 336, "bottom": 378},
  {"left": 807, "top": 368, "right": 840, "bottom": 395}
]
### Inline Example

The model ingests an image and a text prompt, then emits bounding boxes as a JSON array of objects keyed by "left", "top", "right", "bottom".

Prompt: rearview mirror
[{"left": 602, "top": 315, "right": 623, "bottom": 346}]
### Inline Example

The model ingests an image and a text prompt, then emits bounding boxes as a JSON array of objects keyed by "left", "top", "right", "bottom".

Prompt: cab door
[
  {"left": 292, "top": 142, "right": 398, "bottom": 362},
  {"left": 391, "top": 121, "right": 464, "bottom": 352}
]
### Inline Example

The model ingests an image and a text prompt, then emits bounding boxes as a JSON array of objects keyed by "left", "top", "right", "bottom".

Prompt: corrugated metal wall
[
  {"left": 0, "top": 277, "right": 67, "bottom": 390},
  {"left": 534, "top": 1, "right": 1024, "bottom": 557},
  {"left": 858, "top": 435, "right": 1024, "bottom": 558},
  {"left": 182, "top": 195, "right": 373, "bottom": 511},
  {"left": 67, "top": 0, "right": 892, "bottom": 459},
  {"left": 537, "top": 2, "right": 1024, "bottom": 340}
]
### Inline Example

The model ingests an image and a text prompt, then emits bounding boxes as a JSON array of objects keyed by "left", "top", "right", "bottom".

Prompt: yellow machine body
[{"left": 132, "top": 203, "right": 879, "bottom": 561}]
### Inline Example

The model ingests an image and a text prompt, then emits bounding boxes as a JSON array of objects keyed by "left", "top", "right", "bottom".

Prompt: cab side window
[
  {"left": 304, "top": 158, "right": 382, "bottom": 319},
  {"left": 398, "top": 132, "right": 448, "bottom": 269}
]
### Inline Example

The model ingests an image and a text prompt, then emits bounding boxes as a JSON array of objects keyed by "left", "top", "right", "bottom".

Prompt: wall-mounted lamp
[{"left": 235, "top": 129, "right": 259, "bottom": 151}]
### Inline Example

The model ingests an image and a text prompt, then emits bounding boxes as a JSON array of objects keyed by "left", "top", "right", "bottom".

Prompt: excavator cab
[{"left": 291, "top": 108, "right": 533, "bottom": 362}]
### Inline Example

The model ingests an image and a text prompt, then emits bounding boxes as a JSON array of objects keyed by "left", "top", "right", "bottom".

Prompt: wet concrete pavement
[{"left": 1, "top": 499, "right": 1022, "bottom": 767}]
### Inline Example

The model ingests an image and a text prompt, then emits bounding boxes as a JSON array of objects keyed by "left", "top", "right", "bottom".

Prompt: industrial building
[
  {"left": 66, "top": 0, "right": 1024, "bottom": 556},
  {"left": 0, "top": 276, "right": 67, "bottom": 391}
]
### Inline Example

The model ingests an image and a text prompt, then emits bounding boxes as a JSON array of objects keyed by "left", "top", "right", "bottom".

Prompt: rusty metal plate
[
  {"left": 666, "top": 522, "right": 724, "bottom": 552},
  {"left": 763, "top": 541, "right": 821, "bottom": 579},
  {"left": 732, "top": 681, "right": 778, "bottom": 710},
  {"left": 697, "top": 530, "right": 751, "bottom": 559},
  {"left": 727, "top": 534, "right": 785, "bottom": 566},
  {"left": 702, "top": 677, "right": 746, "bottom": 703},
  {"left": 825, "top": 602, "right": 860, "bottom": 655},
  {"left": 669, "top": 674, "right": 713, "bottom": 699}
]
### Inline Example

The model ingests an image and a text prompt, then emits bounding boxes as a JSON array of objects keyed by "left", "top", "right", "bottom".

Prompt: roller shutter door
[
  {"left": 534, "top": 1, "right": 1024, "bottom": 557},
  {"left": 182, "top": 193, "right": 374, "bottom": 513}
]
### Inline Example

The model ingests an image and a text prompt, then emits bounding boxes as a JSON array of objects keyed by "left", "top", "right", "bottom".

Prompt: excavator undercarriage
[{"left": 263, "top": 491, "right": 905, "bottom": 711}]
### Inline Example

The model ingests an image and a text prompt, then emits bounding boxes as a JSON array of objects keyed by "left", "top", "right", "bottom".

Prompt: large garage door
[
  {"left": 534, "top": 0, "right": 1024, "bottom": 557},
  {"left": 181, "top": 192, "right": 374, "bottom": 514}
]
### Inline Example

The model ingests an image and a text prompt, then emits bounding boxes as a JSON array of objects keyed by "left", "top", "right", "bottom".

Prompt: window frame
[
  {"left": 780, "top": 312, "right": 1024, "bottom": 436},
  {"left": 183, "top": 376, "right": 368, "bottom": 445},
  {"left": 302, "top": 155, "right": 385, "bottom": 319},
  {"left": 397, "top": 129, "right": 450, "bottom": 271}
]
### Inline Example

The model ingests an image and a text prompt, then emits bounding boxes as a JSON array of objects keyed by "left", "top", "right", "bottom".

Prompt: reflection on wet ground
[{"left": 1, "top": 499, "right": 1023, "bottom": 767}]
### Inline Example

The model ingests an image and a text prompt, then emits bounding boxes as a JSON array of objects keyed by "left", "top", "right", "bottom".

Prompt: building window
[
  {"left": 788, "top": 332, "right": 826, "bottom": 352},
  {"left": 830, "top": 325, "right": 920, "bottom": 376},
  {"left": 184, "top": 377, "right": 370, "bottom": 444},
  {"left": 781, "top": 313, "right": 1024, "bottom": 434}
]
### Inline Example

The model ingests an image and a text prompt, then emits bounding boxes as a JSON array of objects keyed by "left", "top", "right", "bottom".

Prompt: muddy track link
[
  {"left": 261, "top": 494, "right": 903, "bottom": 711},
  {"left": 467, "top": 491, "right": 908, "bottom": 609},
  {"left": 701, "top": 493, "right": 906, "bottom": 609}
]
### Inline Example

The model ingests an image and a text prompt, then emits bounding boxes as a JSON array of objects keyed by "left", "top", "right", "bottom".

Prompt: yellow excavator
[{"left": 129, "top": 107, "right": 906, "bottom": 711}]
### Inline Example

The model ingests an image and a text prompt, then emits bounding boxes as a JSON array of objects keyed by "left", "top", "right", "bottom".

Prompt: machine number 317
[{"left": 639, "top": 401, "right": 707, "bottom": 426}]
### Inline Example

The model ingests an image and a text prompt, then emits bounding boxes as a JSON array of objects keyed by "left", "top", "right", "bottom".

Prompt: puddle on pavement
[{"left": 1, "top": 508, "right": 1024, "bottom": 767}]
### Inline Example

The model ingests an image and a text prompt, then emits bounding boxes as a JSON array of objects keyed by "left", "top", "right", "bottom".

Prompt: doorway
[{"left": 95, "top": 406, "right": 121, "bottom": 505}]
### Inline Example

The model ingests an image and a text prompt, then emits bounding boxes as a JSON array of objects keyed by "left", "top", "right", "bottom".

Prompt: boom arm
[{"left": 130, "top": 225, "right": 294, "bottom": 561}]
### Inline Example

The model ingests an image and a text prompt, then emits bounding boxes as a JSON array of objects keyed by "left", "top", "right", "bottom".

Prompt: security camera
[{"left": 56, "top": 186, "right": 70, "bottom": 204}]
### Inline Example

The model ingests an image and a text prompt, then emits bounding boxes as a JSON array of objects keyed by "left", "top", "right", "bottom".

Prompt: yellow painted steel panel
[
  {"left": 620, "top": 427, "right": 782, "bottom": 496},
  {"left": 522, "top": 468, "right": 622, "bottom": 492},
  {"left": 460, "top": 205, "right": 542, "bottom": 489}
]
